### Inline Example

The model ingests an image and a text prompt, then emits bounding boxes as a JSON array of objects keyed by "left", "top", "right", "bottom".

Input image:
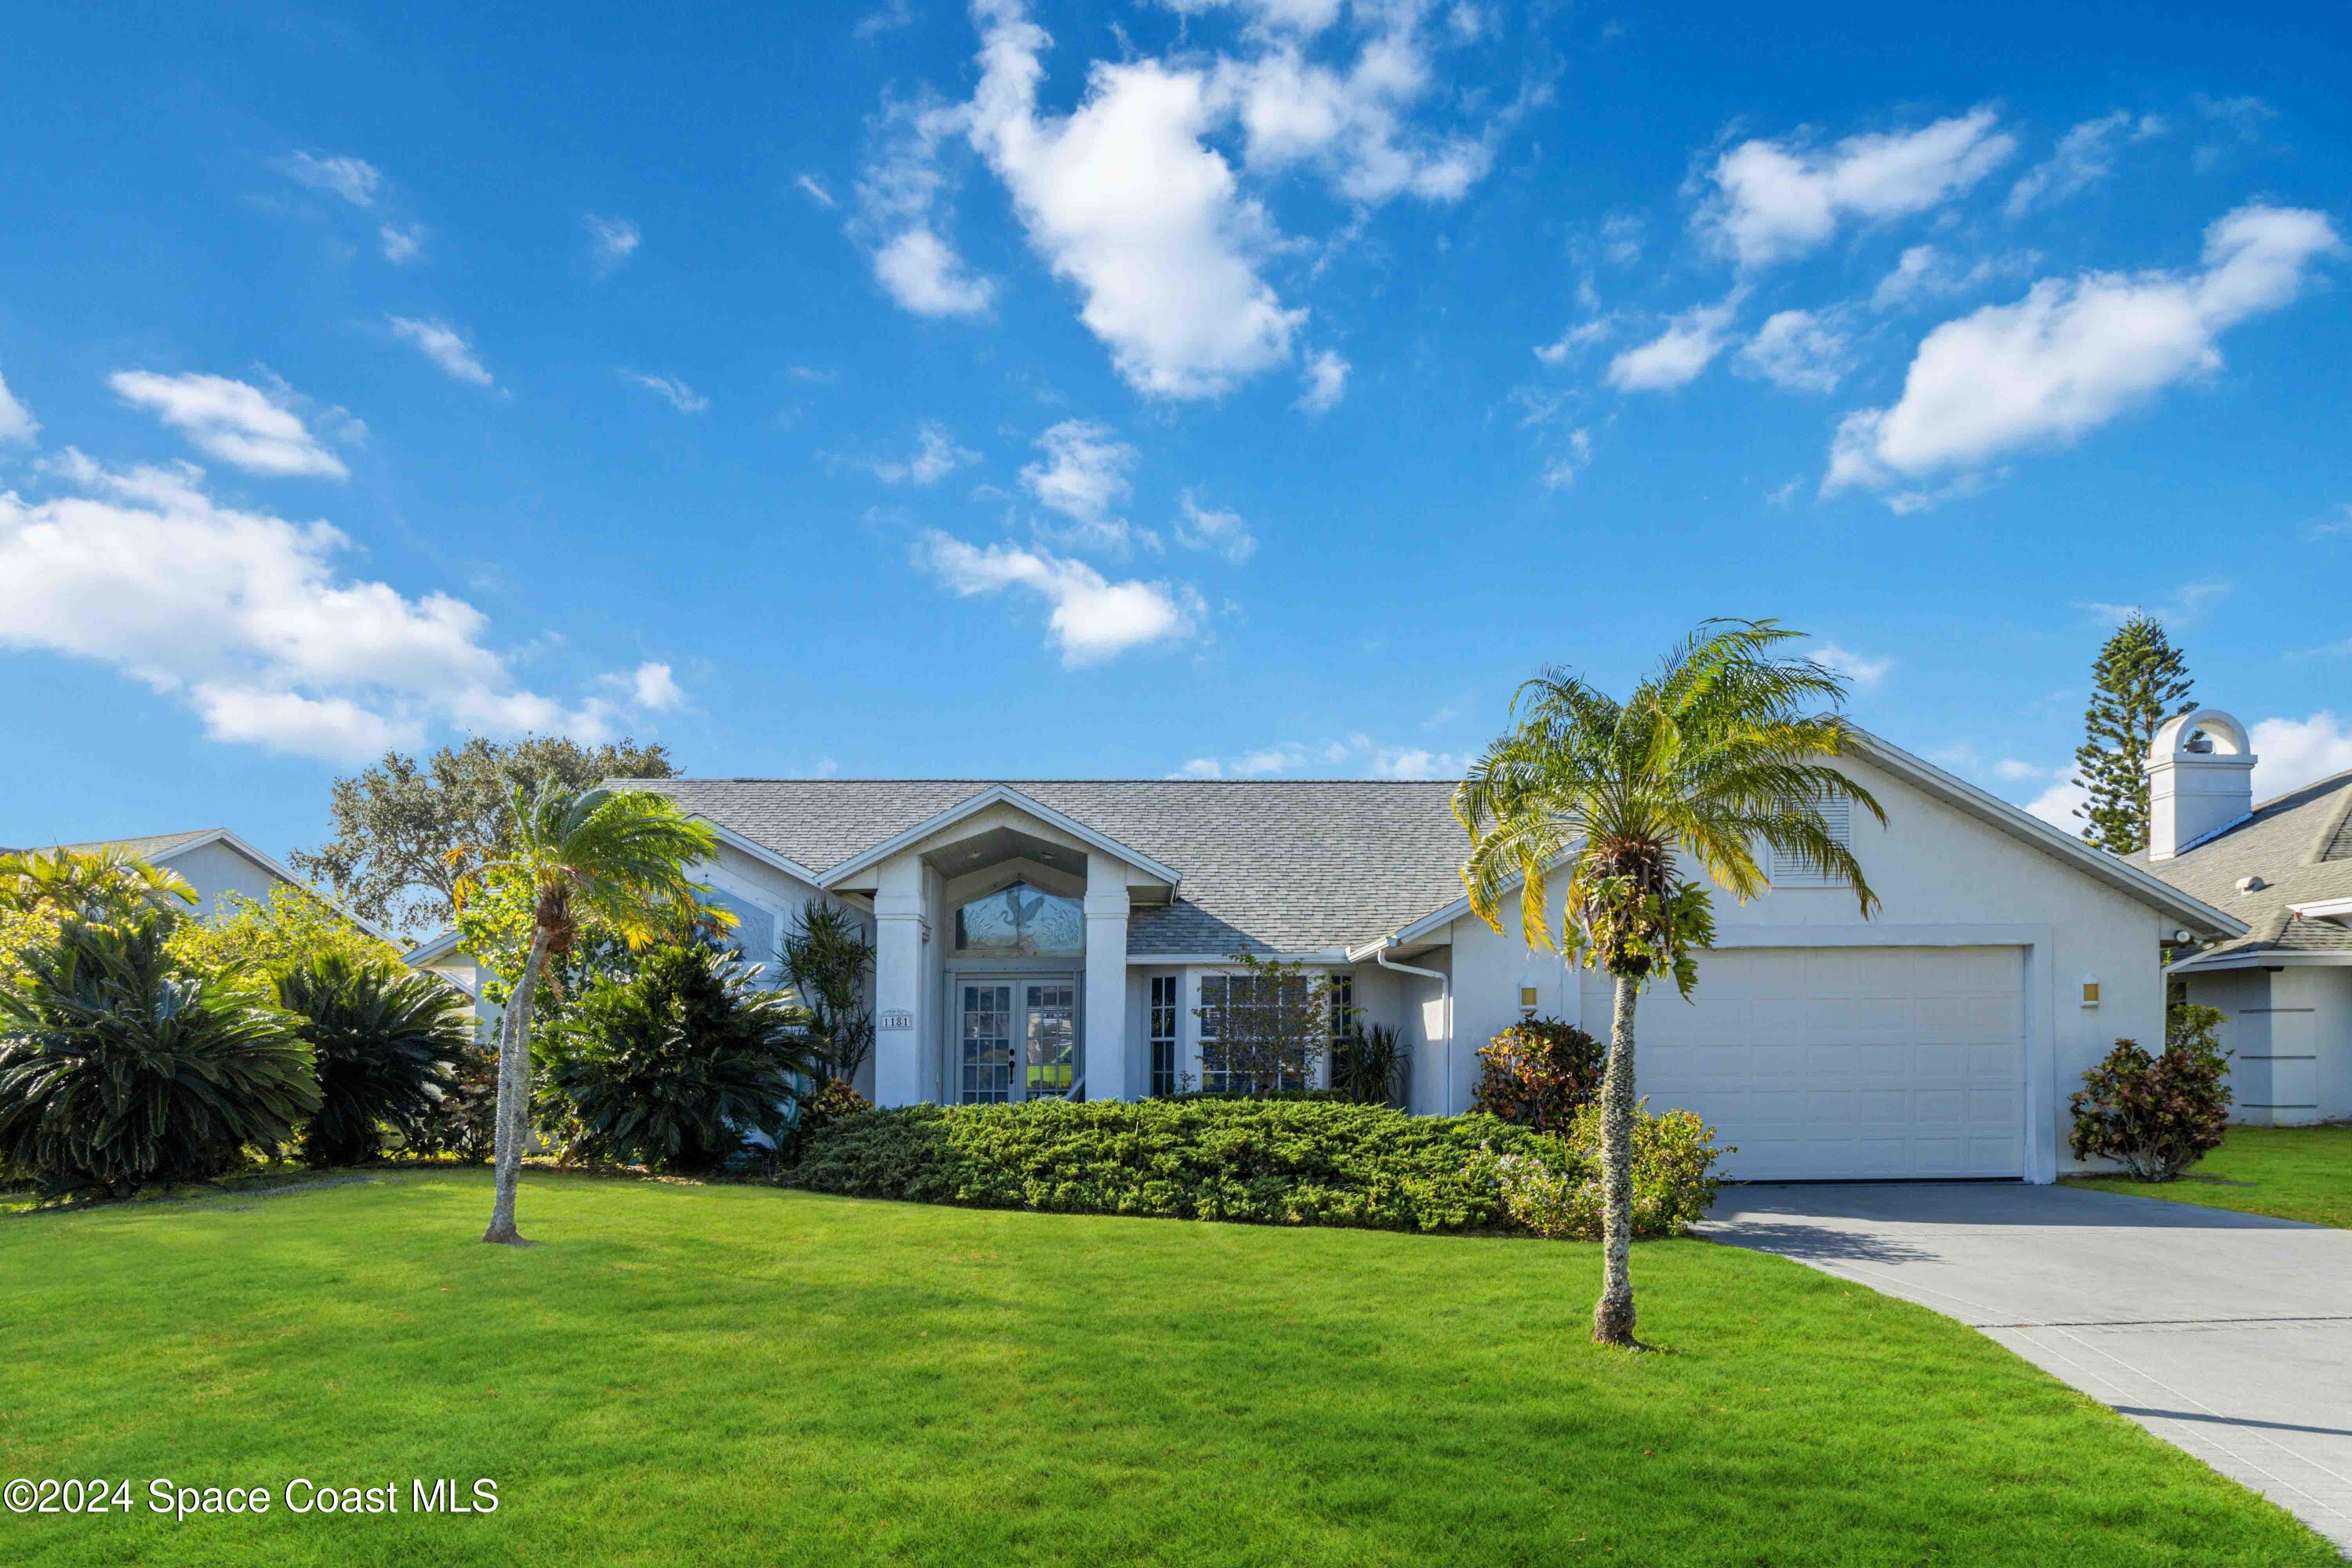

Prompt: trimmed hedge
[{"left": 786, "top": 1098, "right": 1566, "bottom": 1232}]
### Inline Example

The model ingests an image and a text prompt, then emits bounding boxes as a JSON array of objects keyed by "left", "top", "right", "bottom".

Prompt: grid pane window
[
  {"left": 960, "top": 983, "right": 1014, "bottom": 1104},
  {"left": 1197, "top": 972, "right": 1308, "bottom": 1095},
  {"left": 1149, "top": 975, "right": 1179, "bottom": 1097}
]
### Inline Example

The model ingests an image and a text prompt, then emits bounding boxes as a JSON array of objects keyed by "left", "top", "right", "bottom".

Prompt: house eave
[{"left": 815, "top": 784, "right": 1183, "bottom": 892}]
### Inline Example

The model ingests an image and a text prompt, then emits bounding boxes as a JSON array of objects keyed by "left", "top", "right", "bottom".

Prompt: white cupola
[{"left": 2145, "top": 708, "right": 2256, "bottom": 861}]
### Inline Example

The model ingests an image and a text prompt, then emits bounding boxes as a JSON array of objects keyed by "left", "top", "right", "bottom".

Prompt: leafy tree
[
  {"left": 456, "top": 780, "right": 719, "bottom": 1245},
  {"left": 2071, "top": 614, "right": 2194, "bottom": 854},
  {"left": 292, "top": 736, "right": 678, "bottom": 938},
  {"left": 0, "top": 916, "right": 318, "bottom": 1196},
  {"left": 0, "top": 847, "right": 196, "bottom": 925},
  {"left": 1454, "top": 620, "right": 1882, "bottom": 1346},
  {"left": 276, "top": 954, "right": 474, "bottom": 1167},
  {"left": 781, "top": 901, "right": 877, "bottom": 1085},
  {"left": 1194, "top": 951, "right": 1332, "bottom": 1094},
  {"left": 166, "top": 885, "right": 401, "bottom": 981},
  {"left": 546, "top": 943, "right": 822, "bottom": 1173}
]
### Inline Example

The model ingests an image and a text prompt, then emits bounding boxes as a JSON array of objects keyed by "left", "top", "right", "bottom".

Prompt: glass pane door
[
  {"left": 1023, "top": 981, "right": 1076, "bottom": 1101},
  {"left": 959, "top": 982, "right": 1014, "bottom": 1104}
]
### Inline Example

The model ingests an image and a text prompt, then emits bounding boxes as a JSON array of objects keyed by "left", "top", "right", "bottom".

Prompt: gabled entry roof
[{"left": 815, "top": 784, "right": 1183, "bottom": 891}]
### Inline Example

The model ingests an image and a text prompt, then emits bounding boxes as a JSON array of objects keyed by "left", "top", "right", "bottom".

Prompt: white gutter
[{"left": 1373, "top": 942, "right": 1453, "bottom": 1115}]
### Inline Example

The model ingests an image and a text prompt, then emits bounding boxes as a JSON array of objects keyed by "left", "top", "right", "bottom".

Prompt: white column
[
  {"left": 1083, "top": 856, "right": 1131, "bottom": 1102},
  {"left": 872, "top": 854, "right": 931, "bottom": 1108}
]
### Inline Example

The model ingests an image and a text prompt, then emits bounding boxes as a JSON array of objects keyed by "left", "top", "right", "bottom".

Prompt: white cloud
[
  {"left": 967, "top": 1, "right": 1301, "bottom": 397},
  {"left": 1737, "top": 308, "right": 1853, "bottom": 393},
  {"left": 0, "top": 366, "right": 38, "bottom": 445},
  {"left": 1701, "top": 107, "right": 2015, "bottom": 269},
  {"left": 627, "top": 661, "right": 685, "bottom": 711},
  {"left": 2078, "top": 579, "right": 2230, "bottom": 628},
  {"left": 109, "top": 370, "right": 349, "bottom": 479},
  {"left": 1168, "top": 732, "right": 1466, "bottom": 780},
  {"left": 1828, "top": 205, "right": 2341, "bottom": 498},
  {"left": 378, "top": 223, "right": 426, "bottom": 263},
  {"left": 794, "top": 174, "right": 837, "bottom": 209},
  {"left": 869, "top": 421, "right": 979, "bottom": 485},
  {"left": 387, "top": 317, "right": 496, "bottom": 389},
  {"left": 2249, "top": 713, "right": 2352, "bottom": 798},
  {"left": 1534, "top": 317, "right": 1611, "bottom": 365},
  {"left": 1174, "top": 491, "right": 1257, "bottom": 562},
  {"left": 1297, "top": 348, "right": 1348, "bottom": 412},
  {"left": 1366, "top": 746, "right": 1468, "bottom": 780},
  {"left": 586, "top": 214, "right": 641, "bottom": 270},
  {"left": 274, "top": 151, "right": 383, "bottom": 208},
  {"left": 1159, "top": 0, "right": 1345, "bottom": 32},
  {"left": 626, "top": 373, "right": 710, "bottom": 414},
  {"left": 1992, "top": 757, "right": 2050, "bottom": 782},
  {"left": 856, "top": 0, "right": 915, "bottom": 38},
  {"left": 873, "top": 227, "right": 997, "bottom": 316},
  {"left": 2005, "top": 111, "right": 2162, "bottom": 218},
  {"left": 1539, "top": 428, "right": 1594, "bottom": 489},
  {"left": 1607, "top": 295, "right": 1742, "bottom": 392},
  {"left": 0, "top": 450, "right": 621, "bottom": 761},
  {"left": 2305, "top": 504, "right": 2352, "bottom": 541},
  {"left": 2023, "top": 775, "right": 2088, "bottom": 831},
  {"left": 1021, "top": 419, "right": 1136, "bottom": 538},
  {"left": 917, "top": 530, "right": 1202, "bottom": 665},
  {"left": 1869, "top": 244, "right": 2027, "bottom": 311},
  {"left": 1811, "top": 641, "right": 1889, "bottom": 689}
]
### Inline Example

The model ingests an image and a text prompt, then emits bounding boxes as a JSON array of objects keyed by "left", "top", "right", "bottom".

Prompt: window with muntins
[
  {"left": 1328, "top": 971, "right": 1356, "bottom": 1044},
  {"left": 699, "top": 888, "right": 779, "bottom": 974},
  {"left": 1197, "top": 972, "right": 1310, "bottom": 1094},
  {"left": 1149, "top": 975, "right": 1179, "bottom": 1097},
  {"left": 953, "top": 881, "right": 1084, "bottom": 955}
]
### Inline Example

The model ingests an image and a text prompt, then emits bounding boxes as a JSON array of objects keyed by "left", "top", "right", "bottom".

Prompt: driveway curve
[{"left": 1704, "top": 1181, "right": 2352, "bottom": 1554}]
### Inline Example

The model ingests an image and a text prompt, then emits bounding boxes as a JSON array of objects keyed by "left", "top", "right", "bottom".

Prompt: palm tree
[
  {"left": 0, "top": 847, "right": 198, "bottom": 924},
  {"left": 457, "top": 781, "right": 720, "bottom": 1244},
  {"left": 1454, "top": 621, "right": 1883, "bottom": 1346}
]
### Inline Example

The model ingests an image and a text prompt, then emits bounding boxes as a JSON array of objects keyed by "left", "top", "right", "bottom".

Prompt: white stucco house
[
  {"left": 2134, "top": 708, "right": 2352, "bottom": 1125},
  {"left": 407, "top": 730, "right": 2244, "bottom": 1184},
  {"left": 13, "top": 827, "right": 390, "bottom": 936}
]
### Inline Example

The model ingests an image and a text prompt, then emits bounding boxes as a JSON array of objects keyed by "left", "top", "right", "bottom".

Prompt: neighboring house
[
  {"left": 15, "top": 828, "right": 392, "bottom": 939},
  {"left": 2133, "top": 708, "right": 2352, "bottom": 1125},
  {"left": 408, "top": 731, "right": 2241, "bottom": 1183}
]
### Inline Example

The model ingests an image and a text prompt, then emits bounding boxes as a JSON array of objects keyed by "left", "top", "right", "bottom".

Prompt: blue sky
[{"left": 2, "top": 0, "right": 2347, "bottom": 863}]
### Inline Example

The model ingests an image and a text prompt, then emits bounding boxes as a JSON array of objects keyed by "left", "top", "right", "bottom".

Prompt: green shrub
[
  {"left": 1492, "top": 1101, "right": 1727, "bottom": 1240},
  {"left": 546, "top": 942, "right": 824, "bottom": 1173},
  {"left": 2069, "top": 1004, "right": 2233, "bottom": 1181},
  {"left": 788, "top": 1098, "right": 1566, "bottom": 1233},
  {"left": 0, "top": 917, "right": 320, "bottom": 1196},
  {"left": 789, "top": 1076, "right": 873, "bottom": 1146},
  {"left": 408, "top": 1040, "right": 499, "bottom": 1163},
  {"left": 276, "top": 955, "right": 474, "bottom": 1167},
  {"left": 1331, "top": 1023, "right": 1408, "bottom": 1106},
  {"left": 1472, "top": 1017, "right": 1606, "bottom": 1131}
]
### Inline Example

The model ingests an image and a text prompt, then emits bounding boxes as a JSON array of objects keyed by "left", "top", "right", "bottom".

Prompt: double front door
[{"left": 956, "top": 978, "right": 1077, "bottom": 1105}]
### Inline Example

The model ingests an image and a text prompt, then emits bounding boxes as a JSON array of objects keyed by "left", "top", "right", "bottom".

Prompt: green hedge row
[{"left": 785, "top": 1098, "right": 1567, "bottom": 1232}]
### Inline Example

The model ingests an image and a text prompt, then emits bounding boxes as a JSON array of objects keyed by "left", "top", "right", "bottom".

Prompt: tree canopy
[{"left": 290, "top": 735, "right": 677, "bottom": 939}]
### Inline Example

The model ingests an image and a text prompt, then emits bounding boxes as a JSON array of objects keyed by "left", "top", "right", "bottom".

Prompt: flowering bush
[
  {"left": 1472, "top": 1017, "right": 1607, "bottom": 1131},
  {"left": 2069, "top": 1004, "right": 2232, "bottom": 1181},
  {"left": 1493, "top": 1101, "right": 1727, "bottom": 1240}
]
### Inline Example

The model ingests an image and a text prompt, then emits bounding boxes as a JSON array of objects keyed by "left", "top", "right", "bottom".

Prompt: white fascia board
[
  {"left": 1845, "top": 730, "right": 2249, "bottom": 938},
  {"left": 2288, "top": 897, "right": 2352, "bottom": 922},
  {"left": 400, "top": 926, "right": 467, "bottom": 967},
  {"left": 1127, "top": 950, "right": 1350, "bottom": 966},
  {"left": 160, "top": 829, "right": 403, "bottom": 946},
  {"left": 2169, "top": 948, "right": 2352, "bottom": 974},
  {"left": 818, "top": 784, "right": 1181, "bottom": 891},
  {"left": 688, "top": 816, "right": 826, "bottom": 887}
]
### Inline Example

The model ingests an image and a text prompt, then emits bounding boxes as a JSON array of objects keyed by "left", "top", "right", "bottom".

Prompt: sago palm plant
[
  {"left": 0, "top": 846, "right": 198, "bottom": 924},
  {"left": 0, "top": 916, "right": 318, "bottom": 1196},
  {"left": 456, "top": 780, "right": 720, "bottom": 1244},
  {"left": 1454, "top": 620, "right": 1882, "bottom": 1345},
  {"left": 276, "top": 954, "right": 476, "bottom": 1168}
]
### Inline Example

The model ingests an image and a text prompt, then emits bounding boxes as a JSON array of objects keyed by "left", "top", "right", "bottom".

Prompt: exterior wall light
[
  {"left": 1518, "top": 984, "right": 1540, "bottom": 1014},
  {"left": 2080, "top": 976, "right": 2100, "bottom": 1007}
]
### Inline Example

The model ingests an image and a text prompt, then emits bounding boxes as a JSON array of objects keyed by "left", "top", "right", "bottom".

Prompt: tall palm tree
[
  {"left": 457, "top": 780, "right": 720, "bottom": 1245},
  {"left": 1454, "top": 621, "right": 1883, "bottom": 1346},
  {"left": 0, "top": 847, "right": 198, "bottom": 924}
]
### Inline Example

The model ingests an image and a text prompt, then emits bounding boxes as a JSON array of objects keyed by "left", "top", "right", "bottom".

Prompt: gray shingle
[
  {"left": 617, "top": 779, "right": 1469, "bottom": 956},
  {"left": 2132, "top": 770, "right": 2352, "bottom": 959},
  {"left": 11, "top": 829, "right": 217, "bottom": 861}
]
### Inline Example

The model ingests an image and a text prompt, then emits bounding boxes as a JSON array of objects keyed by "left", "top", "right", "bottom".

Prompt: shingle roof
[
  {"left": 618, "top": 779, "right": 1470, "bottom": 956},
  {"left": 11, "top": 829, "right": 218, "bottom": 861},
  {"left": 2132, "top": 769, "right": 2352, "bottom": 961}
]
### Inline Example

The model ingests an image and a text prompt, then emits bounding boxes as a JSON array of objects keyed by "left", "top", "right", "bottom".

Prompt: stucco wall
[
  {"left": 2183, "top": 964, "right": 2352, "bottom": 1125},
  {"left": 1428, "top": 752, "right": 2177, "bottom": 1176}
]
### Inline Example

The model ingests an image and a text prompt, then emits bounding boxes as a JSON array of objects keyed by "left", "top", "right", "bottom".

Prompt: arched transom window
[{"left": 953, "top": 881, "right": 1083, "bottom": 955}]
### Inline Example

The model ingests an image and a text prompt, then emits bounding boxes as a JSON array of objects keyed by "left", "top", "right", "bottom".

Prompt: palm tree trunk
[
  {"left": 482, "top": 929, "right": 546, "bottom": 1245},
  {"left": 1592, "top": 971, "right": 1639, "bottom": 1346}
]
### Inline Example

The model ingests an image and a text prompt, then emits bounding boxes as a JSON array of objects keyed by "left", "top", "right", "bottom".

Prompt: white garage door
[{"left": 1581, "top": 946, "right": 2026, "bottom": 1181}]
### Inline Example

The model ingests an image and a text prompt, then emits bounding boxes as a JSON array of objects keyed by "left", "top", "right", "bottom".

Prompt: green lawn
[
  {"left": 1, "top": 1171, "right": 2334, "bottom": 1566},
  {"left": 2063, "top": 1123, "right": 2352, "bottom": 1228}
]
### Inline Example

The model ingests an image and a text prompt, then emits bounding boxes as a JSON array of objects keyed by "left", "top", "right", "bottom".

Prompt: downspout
[{"left": 1374, "top": 942, "right": 1453, "bottom": 1114}]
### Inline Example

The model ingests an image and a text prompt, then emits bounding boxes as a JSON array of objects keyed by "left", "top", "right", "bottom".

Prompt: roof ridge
[
  {"left": 2252, "top": 765, "right": 2352, "bottom": 815},
  {"left": 2305, "top": 778, "right": 2352, "bottom": 866},
  {"left": 626, "top": 777, "right": 1460, "bottom": 786}
]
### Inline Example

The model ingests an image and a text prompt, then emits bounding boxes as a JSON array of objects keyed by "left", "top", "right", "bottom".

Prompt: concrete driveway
[{"left": 1704, "top": 1182, "right": 2352, "bottom": 1554}]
